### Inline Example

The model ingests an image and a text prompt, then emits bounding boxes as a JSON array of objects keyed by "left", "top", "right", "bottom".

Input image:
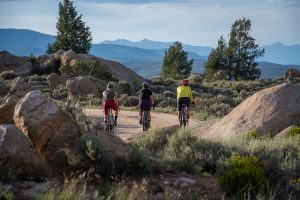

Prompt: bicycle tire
[
  {"left": 142, "top": 110, "right": 149, "bottom": 131},
  {"left": 181, "top": 104, "right": 187, "bottom": 128}
]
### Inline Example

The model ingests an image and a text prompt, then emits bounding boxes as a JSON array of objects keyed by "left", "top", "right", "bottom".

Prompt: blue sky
[{"left": 0, "top": 0, "right": 299, "bottom": 47}]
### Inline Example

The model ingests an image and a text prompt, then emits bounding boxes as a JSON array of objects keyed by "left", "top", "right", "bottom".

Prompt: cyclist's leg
[
  {"left": 177, "top": 98, "right": 182, "bottom": 125},
  {"left": 103, "top": 100, "right": 109, "bottom": 123},
  {"left": 111, "top": 101, "right": 118, "bottom": 126}
]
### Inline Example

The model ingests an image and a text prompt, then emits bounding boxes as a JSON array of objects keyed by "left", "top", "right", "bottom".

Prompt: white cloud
[{"left": 0, "top": 0, "right": 299, "bottom": 46}]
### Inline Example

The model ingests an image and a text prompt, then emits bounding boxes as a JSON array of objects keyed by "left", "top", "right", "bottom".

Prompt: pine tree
[
  {"left": 161, "top": 41, "right": 193, "bottom": 79},
  {"left": 47, "top": 0, "right": 92, "bottom": 54},
  {"left": 226, "top": 18, "right": 264, "bottom": 80},
  {"left": 204, "top": 35, "right": 227, "bottom": 79}
]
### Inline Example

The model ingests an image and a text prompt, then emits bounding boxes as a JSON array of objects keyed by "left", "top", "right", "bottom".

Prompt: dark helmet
[
  {"left": 142, "top": 82, "right": 149, "bottom": 88},
  {"left": 107, "top": 82, "right": 114, "bottom": 89},
  {"left": 182, "top": 79, "right": 189, "bottom": 86}
]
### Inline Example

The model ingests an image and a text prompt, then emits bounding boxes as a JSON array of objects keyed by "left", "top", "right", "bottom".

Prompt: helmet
[
  {"left": 107, "top": 82, "right": 114, "bottom": 89},
  {"left": 142, "top": 82, "right": 149, "bottom": 88},
  {"left": 182, "top": 79, "right": 189, "bottom": 86}
]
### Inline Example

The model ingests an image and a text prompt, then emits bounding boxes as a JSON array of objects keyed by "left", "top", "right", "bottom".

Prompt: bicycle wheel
[
  {"left": 142, "top": 111, "right": 149, "bottom": 131},
  {"left": 181, "top": 104, "right": 187, "bottom": 128}
]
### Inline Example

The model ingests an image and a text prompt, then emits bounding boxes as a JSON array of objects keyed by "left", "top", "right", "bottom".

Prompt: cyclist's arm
[
  {"left": 114, "top": 92, "right": 118, "bottom": 106},
  {"left": 150, "top": 94, "right": 154, "bottom": 105}
]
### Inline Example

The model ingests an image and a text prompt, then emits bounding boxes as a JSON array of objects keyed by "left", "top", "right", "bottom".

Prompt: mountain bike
[
  {"left": 105, "top": 107, "right": 115, "bottom": 135},
  {"left": 180, "top": 103, "right": 188, "bottom": 128},
  {"left": 142, "top": 110, "right": 150, "bottom": 131}
]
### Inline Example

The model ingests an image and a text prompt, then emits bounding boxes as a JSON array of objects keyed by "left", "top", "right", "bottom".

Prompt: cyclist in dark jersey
[
  {"left": 103, "top": 82, "right": 119, "bottom": 126},
  {"left": 139, "top": 82, "right": 154, "bottom": 124}
]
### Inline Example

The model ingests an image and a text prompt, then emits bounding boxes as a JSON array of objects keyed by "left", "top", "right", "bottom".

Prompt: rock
[
  {"left": 199, "top": 83, "right": 300, "bottom": 140},
  {"left": 47, "top": 73, "right": 65, "bottom": 90},
  {"left": 13, "top": 90, "right": 131, "bottom": 174},
  {"left": 42, "top": 57, "right": 60, "bottom": 73},
  {"left": 61, "top": 50, "right": 77, "bottom": 66},
  {"left": 54, "top": 49, "right": 65, "bottom": 60},
  {"left": 66, "top": 76, "right": 104, "bottom": 105},
  {"left": 0, "top": 77, "right": 30, "bottom": 124},
  {"left": 284, "top": 68, "right": 300, "bottom": 80},
  {"left": 0, "top": 125, "right": 50, "bottom": 180},
  {"left": 13, "top": 90, "right": 80, "bottom": 171}
]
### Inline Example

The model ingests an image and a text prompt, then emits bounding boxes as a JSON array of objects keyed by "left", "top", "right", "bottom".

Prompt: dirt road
[{"left": 84, "top": 108, "right": 199, "bottom": 142}]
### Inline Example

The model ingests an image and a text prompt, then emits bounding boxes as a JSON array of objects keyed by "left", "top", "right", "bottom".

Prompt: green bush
[
  {"left": 219, "top": 155, "right": 268, "bottom": 197},
  {"left": 163, "top": 129, "right": 202, "bottom": 174},
  {"left": 60, "top": 61, "right": 115, "bottom": 81},
  {"left": 0, "top": 70, "right": 18, "bottom": 80},
  {"left": 118, "top": 80, "right": 131, "bottom": 95},
  {"left": 288, "top": 126, "right": 300, "bottom": 137},
  {"left": 133, "top": 128, "right": 168, "bottom": 156},
  {"left": 27, "top": 53, "right": 39, "bottom": 65}
]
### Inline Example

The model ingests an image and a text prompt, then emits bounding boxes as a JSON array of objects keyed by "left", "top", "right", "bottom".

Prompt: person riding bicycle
[
  {"left": 139, "top": 82, "right": 154, "bottom": 125},
  {"left": 103, "top": 82, "right": 119, "bottom": 126},
  {"left": 176, "top": 79, "right": 194, "bottom": 126}
]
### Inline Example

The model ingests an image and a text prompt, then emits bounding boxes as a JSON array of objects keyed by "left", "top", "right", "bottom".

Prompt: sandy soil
[{"left": 84, "top": 108, "right": 199, "bottom": 142}]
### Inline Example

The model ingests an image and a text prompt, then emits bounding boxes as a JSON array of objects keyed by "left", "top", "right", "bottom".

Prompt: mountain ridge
[{"left": 1, "top": 28, "right": 300, "bottom": 79}]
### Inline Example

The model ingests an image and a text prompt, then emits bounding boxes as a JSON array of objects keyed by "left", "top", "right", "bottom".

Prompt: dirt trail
[{"left": 84, "top": 108, "right": 199, "bottom": 142}]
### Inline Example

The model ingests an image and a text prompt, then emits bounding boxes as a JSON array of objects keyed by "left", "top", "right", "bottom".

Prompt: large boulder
[
  {"left": 13, "top": 90, "right": 131, "bottom": 174},
  {"left": 55, "top": 50, "right": 144, "bottom": 87},
  {"left": 13, "top": 90, "right": 80, "bottom": 171},
  {"left": 0, "top": 77, "right": 30, "bottom": 124},
  {"left": 284, "top": 68, "right": 300, "bottom": 80},
  {"left": 0, "top": 124, "right": 50, "bottom": 180},
  {"left": 198, "top": 83, "right": 300, "bottom": 141},
  {"left": 66, "top": 76, "right": 106, "bottom": 104},
  {"left": 47, "top": 73, "right": 65, "bottom": 90},
  {"left": 0, "top": 51, "right": 33, "bottom": 76}
]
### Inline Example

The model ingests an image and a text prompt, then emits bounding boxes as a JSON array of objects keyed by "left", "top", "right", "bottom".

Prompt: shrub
[
  {"left": 0, "top": 188, "right": 13, "bottom": 200},
  {"left": 288, "top": 126, "right": 300, "bottom": 137},
  {"left": 27, "top": 53, "right": 39, "bottom": 65},
  {"left": 0, "top": 70, "right": 18, "bottom": 80},
  {"left": 219, "top": 155, "right": 268, "bottom": 197},
  {"left": 133, "top": 128, "right": 168, "bottom": 156},
  {"left": 118, "top": 80, "right": 131, "bottom": 95},
  {"left": 163, "top": 129, "right": 202, "bottom": 174},
  {"left": 163, "top": 90, "right": 176, "bottom": 98}
]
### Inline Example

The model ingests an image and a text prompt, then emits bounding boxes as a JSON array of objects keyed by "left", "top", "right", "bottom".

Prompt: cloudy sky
[{"left": 0, "top": 0, "right": 299, "bottom": 47}]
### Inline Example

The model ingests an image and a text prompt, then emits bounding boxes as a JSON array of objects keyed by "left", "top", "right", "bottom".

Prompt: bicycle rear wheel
[
  {"left": 142, "top": 111, "right": 149, "bottom": 131},
  {"left": 181, "top": 105, "right": 187, "bottom": 128}
]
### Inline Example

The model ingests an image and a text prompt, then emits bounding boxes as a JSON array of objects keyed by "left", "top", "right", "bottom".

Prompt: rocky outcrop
[
  {"left": 0, "top": 51, "right": 33, "bottom": 76},
  {"left": 284, "top": 68, "right": 300, "bottom": 80},
  {"left": 0, "top": 77, "right": 30, "bottom": 124},
  {"left": 66, "top": 76, "right": 106, "bottom": 104},
  {"left": 13, "top": 90, "right": 131, "bottom": 174},
  {"left": 47, "top": 73, "right": 65, "bottom": 90},
  {"left": 199, "top": 83, "right": 300, "bottom": 141},
  {"left": 214, "top": 70, "right": 227, "bottom": 80},
  {"left": 56, "top": 50, "right": 144, "bottom": 87},
  {"left": 0, "top": 125, "right": 50, "bottom": 179},
  {"left": 13, "top": 90, "right": 80, "bottom": 171}
]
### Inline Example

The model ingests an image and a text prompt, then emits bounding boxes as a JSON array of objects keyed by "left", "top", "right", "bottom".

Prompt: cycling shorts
[
  {"left": 177, "top": 97, "right": 191, "bottom": 111},
  {"left": 139, "top": 100, "right": 152, "bottom": 111},
  {"left": 103, "top": 99, "right": 118, "bottom": 115}
]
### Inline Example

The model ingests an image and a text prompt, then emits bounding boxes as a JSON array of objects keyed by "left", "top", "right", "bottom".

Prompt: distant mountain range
[{"left": 1, "top": 28, "right": 300, "bottom": 79}]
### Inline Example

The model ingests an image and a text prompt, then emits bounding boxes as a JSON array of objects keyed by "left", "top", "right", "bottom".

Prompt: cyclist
[
  {"left": 103, "top": 82, "right": 119, "bottom": 126},
  {"left": 138, "top": 82, "right": 154, "bottom": 125},
  {"left": 176, "top": 79, "right": 194, "bottom": 126}
]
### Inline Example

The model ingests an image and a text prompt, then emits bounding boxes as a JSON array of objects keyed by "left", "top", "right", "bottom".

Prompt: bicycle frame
[
  {"left": 180, "top": 104, "right": 188, "bottom": 128},
  {"left": 105, "top": 107, "right": 115, "bottom": 134}
]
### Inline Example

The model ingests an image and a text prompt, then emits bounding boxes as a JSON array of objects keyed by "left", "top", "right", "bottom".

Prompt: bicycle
[
  {"left": 142, "top": 110, "right": 150, "bottom": 131},
  {"left": 180, "top": 103, "right": 188, "bottom": 128},
  {"left": 105, "top": 107, "right": 115, "bottom": 135}
]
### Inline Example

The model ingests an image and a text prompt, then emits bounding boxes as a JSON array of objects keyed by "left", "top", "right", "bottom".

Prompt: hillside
[{"left": 1, "top": 28, "right": 300, "bottom": 79}]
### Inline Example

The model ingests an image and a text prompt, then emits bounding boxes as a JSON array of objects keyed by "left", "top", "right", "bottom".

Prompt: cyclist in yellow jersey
[{"left": 177, "top": 79, "right": 195, "bottom": 126}]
